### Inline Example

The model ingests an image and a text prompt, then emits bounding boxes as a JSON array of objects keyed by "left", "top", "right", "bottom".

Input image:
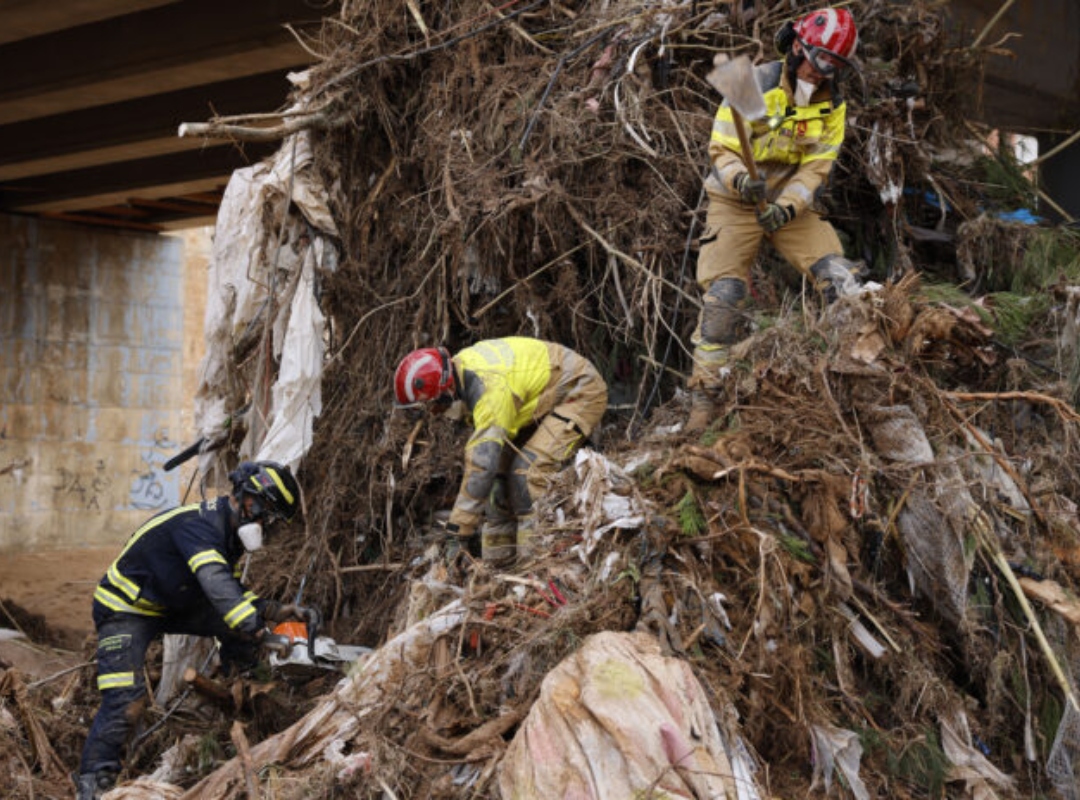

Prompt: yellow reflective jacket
[
  {"left": 705, "top": 61, "right": 845, "bottom": 218},
  {"left": 447, "top": 337, "right": 603, "bottom": 533},
  {"left": 454, "top": 337, "right": 552, "bottom": 442}
]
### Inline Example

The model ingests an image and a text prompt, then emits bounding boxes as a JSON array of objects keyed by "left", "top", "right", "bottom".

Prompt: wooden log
[{"left": 183, "top": 667, "right": 234, "bottom": 710}]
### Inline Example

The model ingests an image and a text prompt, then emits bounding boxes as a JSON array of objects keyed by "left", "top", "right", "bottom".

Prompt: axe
[{"left": 705, "top": 55, "right": 769, "bottom": 210}]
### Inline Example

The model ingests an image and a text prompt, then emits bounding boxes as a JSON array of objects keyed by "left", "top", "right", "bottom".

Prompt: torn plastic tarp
[
  {"left": 193, "top": 130, "right": 338, "bottom": 474},
  {"left": 254, "top": 241, "right": 326, "bottom": 469},
  {"left": 499, "top": 630, "right": 762, "bottom": 800}
]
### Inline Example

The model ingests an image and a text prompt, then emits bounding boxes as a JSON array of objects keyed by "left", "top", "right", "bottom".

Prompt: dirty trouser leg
[
  {"left": 510, "top": 413, "right": 589, "bottom": 561},
  {"left": 480, "top": 465, "right": 518, "bottom": 566},
  {"left": 480, "top": 447, "right": 518, "bottom": 565},
  {"left": 80, "top": 611, "right": 159, "bottom": 775},
  {"left": 768, "top": 209, "right": 844, "bottom": 288},
  {"left": 689, "top": 195, "right": 760, "bottom": 431}
]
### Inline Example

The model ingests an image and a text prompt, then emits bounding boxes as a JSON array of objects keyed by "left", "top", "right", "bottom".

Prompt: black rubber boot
[{"left": 75, "top": 770, "right": 117, "bottom": 800}]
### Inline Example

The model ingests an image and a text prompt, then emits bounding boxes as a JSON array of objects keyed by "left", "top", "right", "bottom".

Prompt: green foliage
[
  {"left": 917, "top": 282, "right": 1050, "bottom": 346},
  {"left": 975, "top": 153, "right": 1035, "bottom": 212},
  {"left": 613, "top": 561, "right": 641, "bottom": 600},
  {"left": 885, "top": 727, "right": 950, "bottom": 796},
  {"left": 987, "top": 291, "right": 1047, "bottom": 345},
  {"left": 777, "top": 530, "right": 815, "bottom": 563},
  {"left": 630, "top": 461, "right": 657, "bottom": 487},
  {"left": 700, "top": 427, "right": 721, "bottom": 447},
  {"left": 1011, "top": 227, "right": 1080, "bottom": 291},
  {"left": 675, "top": 490, "right": 706, "bottom": 536},
  {"left": 1038, "top": 692, "right": 1064, "bottom": 763},
  {"left": 196, "top": 733, "right": 222, "bottom": 774}
]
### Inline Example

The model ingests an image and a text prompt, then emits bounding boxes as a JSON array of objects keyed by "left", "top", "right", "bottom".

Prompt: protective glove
[
  {"left": 756, "top": 202, "right": 794, "bottom": 233},
  {"left": 265, "top": 602, "right": 321, "bottom": 631},
  {"left": 734, "top": 172, "right": 767, "bottom": 206}
]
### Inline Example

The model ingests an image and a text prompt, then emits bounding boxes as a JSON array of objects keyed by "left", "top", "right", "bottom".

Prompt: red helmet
[
  {"left": 394, "top": 347, "right": 455, "bottom": 407},
  {"left": 794, "top": 8, "right": 858, "bottom": 76}
]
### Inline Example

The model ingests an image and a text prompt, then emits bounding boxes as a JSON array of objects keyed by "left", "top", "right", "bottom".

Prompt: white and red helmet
[
  {"left": 394, "top": 347, "right": 455, "bottom": 408},
  {"left": 793, "top": 7, "right": 858, "bottom": 77}
]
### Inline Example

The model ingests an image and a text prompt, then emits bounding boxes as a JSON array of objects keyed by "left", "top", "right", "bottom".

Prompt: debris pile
[{"left": 4, "top": 1, "right": 1080, "bottom": 798}]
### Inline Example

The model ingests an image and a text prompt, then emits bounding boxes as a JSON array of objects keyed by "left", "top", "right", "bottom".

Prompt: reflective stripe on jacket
[
  {"left": 93, "top": 497, "right": 262, "bottom": 635},
  {"left": 706, "top": 61, "right": 845, "bottom": 217},
  {"left": 447, "top": 337, "right": 605, "bottom": 532}
]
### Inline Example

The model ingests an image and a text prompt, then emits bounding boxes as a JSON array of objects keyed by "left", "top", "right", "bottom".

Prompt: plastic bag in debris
[
  {"left": 810, "top": 724, "right": 870, "bottom": 800},
  {"left": 940, "top": 708, "right": 1015, "bottom": 798},
  {"left": 570, "top": 449, "right": 645, "bottom": 562},
  {"left": 498, "top": 630, "right": 761, "bottom": 800}
]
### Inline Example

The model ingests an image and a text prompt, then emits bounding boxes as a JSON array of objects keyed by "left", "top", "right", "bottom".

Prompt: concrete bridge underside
[
  {"left": 0, "top": 0, "right": 1075, "bottom": 229},
  {"left": 0, "top": 0, "right": 333, "bottom": 231}
]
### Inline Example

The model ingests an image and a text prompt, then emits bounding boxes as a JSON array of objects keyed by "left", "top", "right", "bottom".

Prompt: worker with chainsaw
[
  {"left": 76, "top": 461, "right": 320, "bottom": 800},
  {"left": 688, "top": 7, "right": 865, "bottom": 431},
  {"left": 394, "top": 337, "right": 607, "bottom": 564}
]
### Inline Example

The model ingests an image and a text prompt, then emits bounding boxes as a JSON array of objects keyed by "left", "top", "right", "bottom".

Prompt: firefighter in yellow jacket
[
  {"left": 394, "top": 337, "right": 607, "bottom": 563},
  {"left": 688, "top": 7, "right": 865, "bottom": 431}
]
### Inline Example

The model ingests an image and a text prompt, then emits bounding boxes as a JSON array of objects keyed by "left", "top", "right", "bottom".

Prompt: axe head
[{"left": 706, "top": 55, "right": 767, "bottom": 122}]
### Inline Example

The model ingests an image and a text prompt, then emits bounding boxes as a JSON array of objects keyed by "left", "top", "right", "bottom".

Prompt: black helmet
[{"left": 228, "top": 461, "right": 300, "bottom": 523}]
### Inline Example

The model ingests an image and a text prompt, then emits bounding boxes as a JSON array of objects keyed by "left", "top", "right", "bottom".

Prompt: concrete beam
[
  {"left": 0, "top": 70, "right": 296, "bottom": 180},
  {"left": 0, "top": 0, "right": 178, "bottom": 45},
  {"left": 0, "top": 0, "right": 323, "bottom": 123},
  {"left": 0, "top": 144, "right": 276, "bottom": 213}
]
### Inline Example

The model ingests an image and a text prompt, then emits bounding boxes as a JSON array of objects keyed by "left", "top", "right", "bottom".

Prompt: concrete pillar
[{"left": 0, "top": 214, "right": 206, "bottom": 551}]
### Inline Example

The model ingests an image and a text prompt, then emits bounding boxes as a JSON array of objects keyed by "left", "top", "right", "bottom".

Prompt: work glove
[
  {"left": 756, "top": 202, "right": 794, "bottom": 233},
  {"left": 265, "top": 602, "right": 321, "bottom": 633},
  {"left": 734, "top": 172, "right": 767, "bottom": 206}
]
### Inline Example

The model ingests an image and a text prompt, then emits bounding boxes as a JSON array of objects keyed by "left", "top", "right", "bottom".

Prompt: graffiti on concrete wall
[
  {"left": 128, "top": 429, "right": 178, "bottom": 510},
  {"left": 54, "top": 459, "right": 112, "bottom": 510}
]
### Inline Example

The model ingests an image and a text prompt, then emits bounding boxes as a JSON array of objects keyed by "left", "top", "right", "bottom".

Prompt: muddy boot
[
  {"left": 685, "top": 343, "right": 730, "bottom": 433},
  {"left": 75, "top": 771, "right": 117, "bottom": 800},
  {"left": 514, "top": 514, "right": 539, "bottom": 565},
  {"left": 480, "top": 520, "right": 517, "bottom": 568},
  {"left": 685, "top": 389, "right": 719, "bottom": 433}
]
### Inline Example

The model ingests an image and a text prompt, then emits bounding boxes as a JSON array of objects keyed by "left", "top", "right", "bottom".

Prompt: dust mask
[
  {"left": 238, "top": 522, "right": 264, "bottom": 552},
  {"left": 795, "top": 79, "right": 817, "bottom": 107}
]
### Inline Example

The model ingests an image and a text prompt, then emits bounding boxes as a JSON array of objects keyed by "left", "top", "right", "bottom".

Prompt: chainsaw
[{"left": 262, "top": 620, "right": 371, "bottom": 680}]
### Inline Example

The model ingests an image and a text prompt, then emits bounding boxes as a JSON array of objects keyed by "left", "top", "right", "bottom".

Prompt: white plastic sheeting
[{"left": 193, "top": 130, "right": 338, "bottom": 474}]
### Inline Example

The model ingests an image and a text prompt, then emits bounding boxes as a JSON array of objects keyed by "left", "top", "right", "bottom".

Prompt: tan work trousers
[
  {"left": 481, "top": 375, "right": 608, "bottom": 564},
  {"left": 696, "top": 194, "right": 843, "bottom": 290}
]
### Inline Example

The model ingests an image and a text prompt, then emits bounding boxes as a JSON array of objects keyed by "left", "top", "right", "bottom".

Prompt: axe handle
[{"left": 730, "top": 109, "right": 767, "bottom": 213}]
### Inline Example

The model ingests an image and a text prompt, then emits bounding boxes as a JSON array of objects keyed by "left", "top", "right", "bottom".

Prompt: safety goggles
[
  {"left": 799, "top": 40, "right": 854, "bottom": 78},
  {"left": 247, "top": 494, "right": 287, "bottom": 526}
]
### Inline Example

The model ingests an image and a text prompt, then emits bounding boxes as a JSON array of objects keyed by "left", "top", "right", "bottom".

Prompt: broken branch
[{"left": 178, "top": 111, "right": 339, "bottom": 143}]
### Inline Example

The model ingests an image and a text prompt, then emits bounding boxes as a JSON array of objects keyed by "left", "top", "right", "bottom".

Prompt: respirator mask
[
  {"left": 238, "top": 522, "right": 264, "bottom": 552},
  {"left": 795, "top": 79, "right": 817, "bottom": 107}
]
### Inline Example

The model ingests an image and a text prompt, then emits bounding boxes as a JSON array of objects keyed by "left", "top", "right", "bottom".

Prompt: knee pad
[
  {"left": 700, "top": 278, "right": 748, "bottom": 345},
  {"left": 809, "top": 255, "right": 865, "bottom": 304}
]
